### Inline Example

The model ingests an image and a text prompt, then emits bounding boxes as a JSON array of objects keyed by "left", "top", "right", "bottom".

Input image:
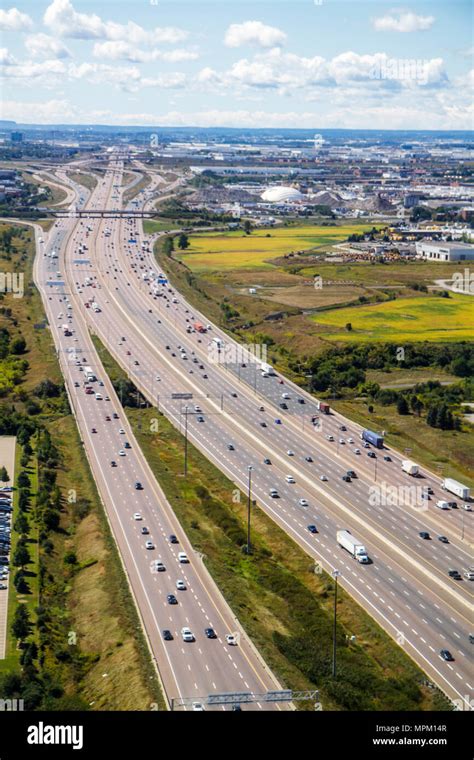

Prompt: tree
[
  {"left": 177, "top": 233, "right": 189, "bottom": 250},
  {"left": 162, "top": 236, "right": 174, "bottom": 256},
  {"left": 64, "top": 551, "right": 77, "bottom": 565},
  {"left": 17, "top": 472, "right": 30, "bottom": 490},
  {"left": 13, "top": 569, "right": 29, "bottom": 593},
  {"left": 243, "top": 220, "right": 252, "bottom": 235},
  {"left": 13, "top": 543, "right": 30, "bottom": 569},
  {"left": 397, "top": 396, "right": 409, "bottom": 415},
  {"left": 11, "top": 337, "right": 26, "bottom": 354},
  {"left": 12, "top": 604, "right": 30, "bottom": 640},
  {"left": 410, "top": 395, "right": 424, "bottom": 417},
  {"left": 0, "top": 466, "right": 9, "bottom": 482},
  {"left": 345, "top": 323, "right": 352, "bottom": 332}
]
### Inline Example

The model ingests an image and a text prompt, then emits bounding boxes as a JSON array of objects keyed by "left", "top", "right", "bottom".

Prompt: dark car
[
  {"left": 367, "top": 451, "right": 376, "bottom": 458},
  {"left": 263, "top": 458, "right": 271, "bottom": 465},
  {"left": 342, "top": 475, "right": 351, "bottom": 482},
  {"left": 279, "top": 403, "right": 288, "bottom": 410},
  {"left": 440, "top": 649, "right": 454, "bottom": 662},
  {"left": 340, "top": 425, "right": 347, "bottom": 431},
  {"left": 447, "top": 501, "right": 458, "bottom": 509},
  {"left": 134, "top": 482, "right": 143, "bottom": 490},
  {"left": 419, "top": 531, "right": 430, "bottom": 540},
  {"left": 227, "top": 443, "right": 235, "bottom": 451},
  {"left": 169, "top": 535, "right": 179, "bottom": 544},
  {"left": 260, "top": 421, "right": 267, "bottom": 427},
  {"left": 204, "top": 627, "right": 217, "bottom": 639},
  {"left": 307, "top": 525, "right": 318, "bottom": 534},
  {"left": 124, "top": 442, "right": 131, "bottom": 449},
  {"left": 383, "top": 455, "right": 391, "bottom": 462},
  {"left": 162, "top": 629, "right": 173, "bottom": 641},
  {"left": 141, "top": 527, "right": 149, "bottom": 535},
  {"left": 448, "top": 569, "right": 462, "bottom": 579},
  {"left": 305, "top": 456, "right": 313, "bottom": 463},
  {"left": 167, "top": 594, "right": 178, "bottom": 605},
  {"left": 347, "top": 470, "right": 357, "bottom": 478},
  {"left": 438, "top": 536, "right": 449, "bottom": 544}
]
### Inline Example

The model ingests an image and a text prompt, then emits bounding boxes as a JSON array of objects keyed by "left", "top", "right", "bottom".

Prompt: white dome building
[{"left": 261, "top": 186, "right": 304, "bottom": 203}]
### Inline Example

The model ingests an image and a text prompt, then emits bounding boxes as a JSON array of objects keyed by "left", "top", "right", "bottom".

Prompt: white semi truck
[
  {"left": 337, "top": 530, "right": 369, "bottom": 564},
  {"left": 442, "top": 478, "right": 470, "bottom": 500},
  {"left": 402, "top": 460, "right": 419, "bottom": 476},
  {"left": 84, "top": 366, "right": 96, "bottom": 382}
]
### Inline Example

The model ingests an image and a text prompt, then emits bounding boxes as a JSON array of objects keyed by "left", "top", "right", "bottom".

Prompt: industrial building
[{"left": 415, "top": 241, "right": 474, "bottom": 262}]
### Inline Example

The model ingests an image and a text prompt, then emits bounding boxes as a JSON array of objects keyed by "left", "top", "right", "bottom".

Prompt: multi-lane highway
[
  {"left": 33, "top": 167, "right": 290, "bottom": 711},
  {"left": 37, "top": 156, "right": 473, "bottom": 708}
]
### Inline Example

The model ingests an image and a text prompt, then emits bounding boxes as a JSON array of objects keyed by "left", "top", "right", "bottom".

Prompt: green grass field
[
  {"left": 312, "top": 293, "right": 474, "bottom": 342},
  {"left": 181, "top": 224, "right": 379, "bottom": 271}
]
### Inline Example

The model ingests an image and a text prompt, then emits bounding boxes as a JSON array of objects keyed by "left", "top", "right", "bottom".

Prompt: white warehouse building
[{"left": 415, "top": 241, "right": 474, "bottom": 262}]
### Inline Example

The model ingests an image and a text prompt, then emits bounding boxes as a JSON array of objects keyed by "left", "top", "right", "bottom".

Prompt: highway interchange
[{"left": 34, "top": 155, "right": 473, "bottom": 709}]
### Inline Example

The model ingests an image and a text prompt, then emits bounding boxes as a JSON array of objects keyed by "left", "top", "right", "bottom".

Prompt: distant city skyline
[{"left": 1, "top": 0, "right": 473, "bottom": 129}]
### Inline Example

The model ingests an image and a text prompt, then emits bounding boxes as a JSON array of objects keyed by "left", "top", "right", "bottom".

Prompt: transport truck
[
  {"left": 402, "top": 460, "right": 419, "bottom": 476},
  {"left": 361, "top": 429, "right": 384, "bottom": 448},
  {"left": 193, "top": 322, "right": 206, "bottom": 333},
  {"left": 337, "top": 530, "right": 369, "bottom": 564},
  {"left": 317, "top": 401, "right": 330, "bottom": 414},
  {"left": 442, "top": 478, "right": 470, "bottom": 500},
  {"left": 212, "top": 337, "right": 223, "bottom": 348},
  {"left": 62, "top": 324, "right": 71, "bottom": 336},
  {"left": 84, "top": 366, "right": 96, "bottom": 382},
  {"left": 259, "top": 362, "right": 275, "bottom": 376}
]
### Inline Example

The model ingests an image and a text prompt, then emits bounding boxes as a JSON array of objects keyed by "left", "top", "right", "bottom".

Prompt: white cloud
[
  {"left": 0, "top": 8, "right": 33, "bottom": 32},
  {"left": 198, "top": 49, "right": 448, "bottom": 94},
  {"left": 25, "top": 33, "right": 71, "bottom": 59},
  {"left": 224, "top": 21, "right": 286, "bottom": 48},
  {"left": 92, "top": 40, "right": 197, "bottom": 63},
  {"left": 0, "top": 48, "right": 15, "bottom": 65},
  {"left": 373, "top": 12, "right": 435, "bottom": 33},
  {"left": 44, "top": 0, "right": 187, "bottom": 43}
]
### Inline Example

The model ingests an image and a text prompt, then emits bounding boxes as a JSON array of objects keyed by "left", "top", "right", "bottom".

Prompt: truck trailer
[
  {"left": 442, "top": 478, "right": 470, "bottom": 501},
  {"left": 317, "top": 401, "right": 330, "bottom": 414},
  {"left": 361, "top": 429, "right": 384, "bottom": 448},
  {"left": 193, "top": 322, "right": 206, "bottom": 333},
  {"left": 84, "top": 366, "right": 96, "bottom": 382},
  {"left": 402, "top": 460, "right": 419, "bottom": 476},
  {"left": 337, "top": 530, "right": 369, "bottom": 564}
]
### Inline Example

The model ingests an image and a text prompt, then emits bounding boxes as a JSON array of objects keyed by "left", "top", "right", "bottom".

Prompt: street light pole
[
  {"left": 246, "top": 465, "right": 253, "bottom": 554},
  {"left": 332, "top": 569, "right": 340, "bottom": 678}
]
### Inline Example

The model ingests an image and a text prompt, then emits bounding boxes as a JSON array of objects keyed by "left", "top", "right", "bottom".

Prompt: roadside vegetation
[
  {"left": 68, "top": 171, "right": 98, "bottom": 193},
  {"left": 92, "top": 333, "right": 450, "bottom": 712},
  {"left": 0, "top": 223, "right": 165, "bottom": 710}
]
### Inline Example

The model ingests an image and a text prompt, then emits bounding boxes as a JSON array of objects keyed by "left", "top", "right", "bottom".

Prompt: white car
[
  {"left": 178, "top": 552, "right": 189, "bottom": 563},
  {"left": 181, "top": 627, "right": 194, "bottom": 642},
  {"left": 154, "top": 560, "right": 165, "bottom": 572},
  {"left": 118, "top": 450, "right": 126, "bottom": 456},
  {"left": 192, "top": 702, "right": 205, "bottom": 711},
  {"left": 353, "top": 448, "right": 361, "bottom": 455},
  {"left": 176, "top": 579, "right": 186, "bottom": 590},
  {"left": 287, "top": 450, "right": 295, "bottom": 457},
  {"left": 225, "top": 634, "right": 237, "bottom": 646},
  {"left": 145, "top": 540, "right": 155, "bottom": 550},
  {"left": 119, "top": 428, "right": 125, "bottom": 434},
  {"left": 281, "top": 392, "right": 290, "bottom": 400},
  {"left": 298, "top": 498, "right": 309, "bottom": 507},
  {"left": 348, "top": 437, "right": 354, "bottom": 444},
  {"left": 339, "top": 438, "right": 345, "bottom": 444},
  {"left": 133, "top": 513, "right": 142, "bottom": 520},
  {"left": 285, "top": 475, "right": 295, "bottom": 484},
  {"left": 319, "top": 475, "right": 328, "bottom": 481}
]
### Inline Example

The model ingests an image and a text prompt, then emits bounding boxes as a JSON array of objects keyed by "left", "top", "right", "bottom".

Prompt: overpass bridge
[{"left": 34, "top": 207, "right": 159, "bottom": 219}]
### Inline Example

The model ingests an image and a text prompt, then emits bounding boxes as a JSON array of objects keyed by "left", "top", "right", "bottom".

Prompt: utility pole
[
  {"left": 332, "top": 569, "right": 340, "bottom": 678},
  {"left": 246, "top": 465, "right": 253, "bottom": 554}
]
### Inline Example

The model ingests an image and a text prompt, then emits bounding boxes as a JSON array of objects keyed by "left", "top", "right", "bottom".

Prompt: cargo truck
[
  {"left": 317, "top": 401, "right": 330, "bottom": 414},
  {"left": 442, "top": 478, "right": 470, "bottom": 500},
  {"left": 337, "top": 530, "right": 369, "bottom": 563},
  {"left": 84, "top": 366, "right": 96, "bottom": 382},
  {"left": 361, "top": 429, "right": 384, "bottom": 448},
  {"left": 402, "top": 460, "right": 419, "bottom": 476},
  {"left": 260, "top": 362, "right": 275, "bottom": 376},
  {"left": 193, "top": 322, "right": 206, "bottom": 333},
  {"left": 62, "top": 324, "right": 70, "bottom": 336}
]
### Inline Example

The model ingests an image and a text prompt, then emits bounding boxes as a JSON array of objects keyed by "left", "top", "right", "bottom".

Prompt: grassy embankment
[
  {"left": 0, "top": 222, "right": 165, "bottom": 709},
  {"left": 91, "top": 332, "right": 450, "bottom": 712},
  {"left": 68, "top": 171, "right": 98, "bottom": 193}
]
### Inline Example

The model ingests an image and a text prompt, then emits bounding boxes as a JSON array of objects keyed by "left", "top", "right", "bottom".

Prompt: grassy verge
[
  {"left": 68, "top": 171, "right": 98, "bottom": 193},
  {"left": 92, "top": 332, "right": 450, "bottom": 712},
  {"left": 123, "top": 173, "right": 151, "bottom": 204}
]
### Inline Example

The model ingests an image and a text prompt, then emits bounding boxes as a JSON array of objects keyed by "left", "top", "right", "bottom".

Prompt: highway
[
  {"left": 33, "top": 166, "right": 289, "bottom": 711},
  {"left": 40, "top": 157, "right": 473, "bottom": 707}
]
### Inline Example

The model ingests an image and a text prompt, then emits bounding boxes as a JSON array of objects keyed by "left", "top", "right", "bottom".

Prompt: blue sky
[{"left": 1, "top": 0, "right": 472, "bottom": 128}]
